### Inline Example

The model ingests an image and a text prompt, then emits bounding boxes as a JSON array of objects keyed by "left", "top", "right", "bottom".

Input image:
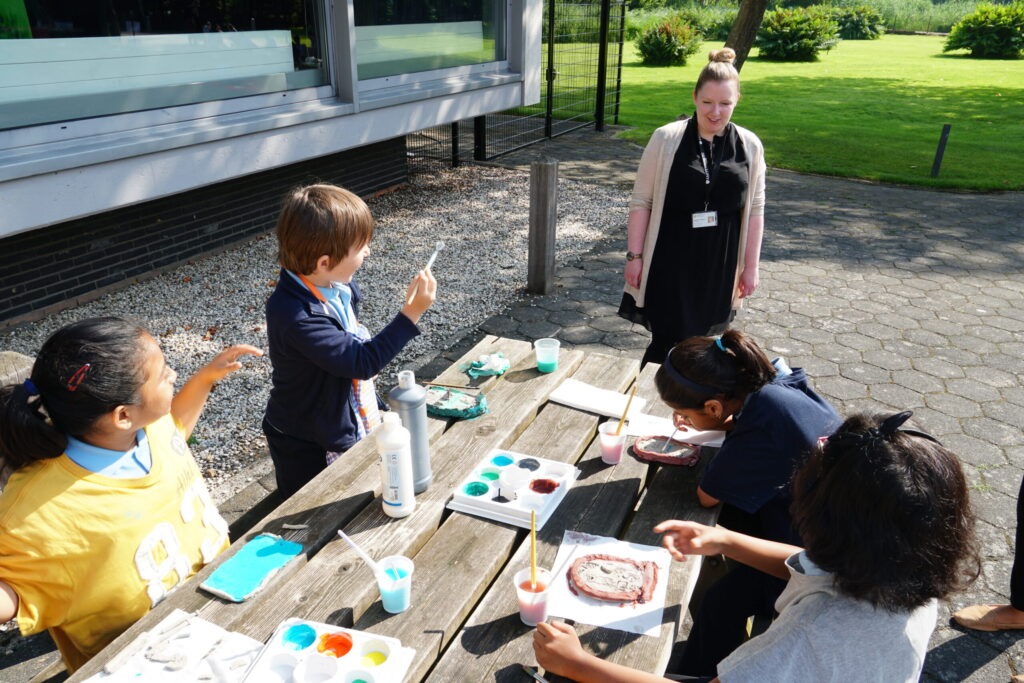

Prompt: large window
[
  {"left": 0, "top": 0, "right": 327, "bottom": 130},
  {"left": 354, "top": 0, "right": 505, "bottom": 81}
]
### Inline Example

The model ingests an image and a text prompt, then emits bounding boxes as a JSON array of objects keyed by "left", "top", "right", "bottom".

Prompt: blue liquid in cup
[{"left": 380, "top": 568, "right": 411, "bottom": 613}]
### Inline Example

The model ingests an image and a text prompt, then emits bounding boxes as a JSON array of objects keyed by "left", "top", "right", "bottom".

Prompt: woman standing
[{"left": 620, "top": 48, "right": 766, "bottom": 366}]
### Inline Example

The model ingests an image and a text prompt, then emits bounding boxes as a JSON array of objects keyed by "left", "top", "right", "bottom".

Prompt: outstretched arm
[
  {"left": 655, "top": 520, "right": 801, "bottom": 580},
  {"left": 172, "top": 345, "right": 263, "bottom": 438}
]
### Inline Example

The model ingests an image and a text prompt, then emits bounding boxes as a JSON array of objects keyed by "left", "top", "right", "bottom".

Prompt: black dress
[{"left": 619, "top": 119, "right": 749, "bottom": 364}]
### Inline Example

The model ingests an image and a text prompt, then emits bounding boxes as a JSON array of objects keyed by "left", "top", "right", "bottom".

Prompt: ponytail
[
  {"left": 0, "top": 318, "right": 149, "bottom": 472},
  {"left": 655, "top": 329, "right": 775, "bottom": 409}
]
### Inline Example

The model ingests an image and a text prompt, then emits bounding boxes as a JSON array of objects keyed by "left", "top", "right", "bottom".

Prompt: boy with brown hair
[{"left": 263, "top": 184, "right": 436, "bottom": 498}]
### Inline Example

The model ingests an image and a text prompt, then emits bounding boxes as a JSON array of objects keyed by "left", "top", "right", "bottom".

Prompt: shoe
[{"left": 952, "top": 604, "right": 1024, "bottom": 632}]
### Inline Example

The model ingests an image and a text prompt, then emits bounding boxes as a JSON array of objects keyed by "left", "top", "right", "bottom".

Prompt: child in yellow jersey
[{"left": 0, "top": 317, "right": 261, "bottom": 673}]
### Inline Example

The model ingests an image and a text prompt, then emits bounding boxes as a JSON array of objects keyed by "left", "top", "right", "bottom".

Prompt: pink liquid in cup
[
  {"left": 513, "top": 567, "right": 552, "bottom": 627},
  {"left": 598, "top": 422, "right": 626, "bottom": 465}
]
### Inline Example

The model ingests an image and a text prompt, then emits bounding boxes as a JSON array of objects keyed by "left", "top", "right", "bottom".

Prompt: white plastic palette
[
  {"left": 446, "top": 449, "right": 579, "bottom": 529},
  {"left": 241, "top": 618, "right": 415, "bottom": 683}
]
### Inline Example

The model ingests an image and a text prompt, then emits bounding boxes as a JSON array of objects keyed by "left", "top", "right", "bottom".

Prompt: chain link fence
[{"left": 407, "top": 0, "right": 626, "bottom": 166}]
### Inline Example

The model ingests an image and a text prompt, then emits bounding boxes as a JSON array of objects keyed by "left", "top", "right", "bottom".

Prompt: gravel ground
[{"left": 2, "top": 162, "right": 626, "bottom": 504}]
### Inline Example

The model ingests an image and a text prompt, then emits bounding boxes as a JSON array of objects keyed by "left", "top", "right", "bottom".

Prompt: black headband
[{"left": 663, "top": 347, "right": 725, "bottom": 396}]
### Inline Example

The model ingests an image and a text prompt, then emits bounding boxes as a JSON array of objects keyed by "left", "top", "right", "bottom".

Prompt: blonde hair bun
[{"left": 708, "top": 48, "right": 736, "bottom": 65}]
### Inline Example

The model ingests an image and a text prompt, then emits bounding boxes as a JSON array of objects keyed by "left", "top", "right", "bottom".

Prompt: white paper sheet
[
  {"left": 548, "top": 378, "right": 647, "bottom": 420},
  {"left": 624, "top": 413, "right": 725, "bottom": 447},
  {"left": 546, "top": 530, "right": 672, "bottom": 637},
  {"left": 84, "top": 609, "right": 262, "bottom": 683}
]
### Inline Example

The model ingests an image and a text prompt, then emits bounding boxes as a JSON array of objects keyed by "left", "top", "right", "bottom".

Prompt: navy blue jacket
[
  {"left": 264, "top": 269, "right": 420, "bottom": 452},
  {"left": 700, "top": 368, "right": 841, "bottom": 545}
]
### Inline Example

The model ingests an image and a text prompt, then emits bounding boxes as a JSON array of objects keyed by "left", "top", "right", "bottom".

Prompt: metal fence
[{"left": 407, "top": 0, "right": 626, "bottom": 165}]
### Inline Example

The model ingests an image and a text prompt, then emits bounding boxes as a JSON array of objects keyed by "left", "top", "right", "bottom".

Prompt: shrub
[
  {"left": 831, "top": 5, "right": 886, "bottom": 39},
  {"left": 756, "top": 7, "right": 840, "bottom": 60},
  {"left": 636, "top": 17, "right": 704, "bottom": 65},
  {"left": 674, "top": 7, "right": 739, "bottom": 41},
  {"left": 944, "top": 2, "right": 1024, "bottom": 58}
]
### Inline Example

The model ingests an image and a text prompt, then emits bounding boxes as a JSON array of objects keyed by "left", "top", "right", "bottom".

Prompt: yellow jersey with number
[{"left": 0, "top": 414, "right": 229, "bottom": 672}]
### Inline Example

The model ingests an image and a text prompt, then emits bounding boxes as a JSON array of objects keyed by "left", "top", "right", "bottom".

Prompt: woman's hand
[
  {"left": 533, "top": 621, "right": 588, "bottom": 676},
  {"left": 625, "top": 259, "right": 643, "bottom": 288},
  {"left": 654, "top": 520, "right": 728, "bottom": 562},
  {"left": 738, "top": 266, "right": 759, "bottom": 298}
]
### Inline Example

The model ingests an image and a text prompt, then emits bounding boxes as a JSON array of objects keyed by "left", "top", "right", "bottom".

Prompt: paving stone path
[{"left": 424, "top": 125, "right": 1024, "bottom": 683}]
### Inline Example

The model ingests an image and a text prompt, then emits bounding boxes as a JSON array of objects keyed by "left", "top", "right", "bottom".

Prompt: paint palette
[
  {"left": 241, "top": 618, "right": 415, "bottom": 683},
  {"left": 446, "top": 449, "right": 579, "bottom": 530}
]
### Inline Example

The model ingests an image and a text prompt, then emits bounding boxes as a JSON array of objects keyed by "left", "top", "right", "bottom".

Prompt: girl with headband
[
  {"left": 0, "top": 317, "right": 261, "bottom": 673},
  {"left": 653, "top": 329, "right": 840, "bottom": 674}
]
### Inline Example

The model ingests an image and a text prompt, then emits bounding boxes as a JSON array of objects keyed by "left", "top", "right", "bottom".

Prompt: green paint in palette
[
  {"left": 463, "top": 481, "right": 489, "bottom": 496},
  {"left": 481, "top": 471, "right": 499, "bottom": 481}
]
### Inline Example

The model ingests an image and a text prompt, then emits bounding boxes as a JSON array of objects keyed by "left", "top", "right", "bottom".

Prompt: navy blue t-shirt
[{"left": 700, "top": 368, "right": 840, "bottom": 545}]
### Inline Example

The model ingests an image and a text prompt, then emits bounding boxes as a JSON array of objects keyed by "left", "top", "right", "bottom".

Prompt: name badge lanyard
[
  {"left": 697, "top": 137, "right": 725, "bottom": 212},
  {"left": 691, "top": 137, "right": 724, "bottom": 228}
]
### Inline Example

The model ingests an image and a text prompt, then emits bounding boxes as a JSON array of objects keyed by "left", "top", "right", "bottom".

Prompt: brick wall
[{"left": 0, "top": 138, "right": 408, "bottom": 326}]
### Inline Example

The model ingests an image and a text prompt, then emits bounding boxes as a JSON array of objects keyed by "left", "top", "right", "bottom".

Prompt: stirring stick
[
  {"left": 407, "top": 240, "right": 445, "bottom": 305},
  {"left": 660, "top": 428, "right": 679, "bottom": 453},
  {"left": 530, "top": 510, "right": 538, "bottom": 590},
  {"left": 337, "top": 530, "right": 391, "bottom": 579},
  {"left": 614, "top": 386, "right": 637, "bottom": 436}
]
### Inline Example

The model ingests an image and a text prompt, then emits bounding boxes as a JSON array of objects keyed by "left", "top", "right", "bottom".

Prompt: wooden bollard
[{"left": 528, "top": 159, "right": 558, "bottom": 295}]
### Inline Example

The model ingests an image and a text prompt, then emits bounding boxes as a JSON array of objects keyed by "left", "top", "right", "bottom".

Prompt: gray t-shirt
[{"left": 717, "top": 552, "right": 936, "bottom": 683}]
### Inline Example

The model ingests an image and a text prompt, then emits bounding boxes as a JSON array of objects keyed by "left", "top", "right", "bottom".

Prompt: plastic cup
[
  {"left": 598, "top": 421, "right": 627, "bottom": 465},
  {"left": 376, "top": 556, "right": 414, "bottom": 614},
  {"left": 513, "top": 567, "right": 552, "bottom": 627},
  {"left": 534, "top": 338, "right": 561, "bottom": 373}
]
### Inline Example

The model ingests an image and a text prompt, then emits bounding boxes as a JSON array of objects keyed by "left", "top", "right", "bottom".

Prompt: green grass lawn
[{"left": 616, "top": 35, "right": 1024, "bottom": 191}]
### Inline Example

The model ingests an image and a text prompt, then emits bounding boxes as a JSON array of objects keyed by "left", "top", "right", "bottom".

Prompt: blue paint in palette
[{"left": 491, "top": 454, "right": 514, "bottom": 466}]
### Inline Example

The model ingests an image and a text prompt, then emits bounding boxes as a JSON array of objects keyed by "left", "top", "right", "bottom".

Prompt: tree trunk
[{"left": 725, "top": 0, "right": 770, "bottom": 71}]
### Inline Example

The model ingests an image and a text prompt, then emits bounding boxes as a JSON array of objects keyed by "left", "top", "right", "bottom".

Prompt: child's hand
[
  {"left": 197, "top": 344, "right": 264, "bottom": 385},
  {"left": 654, "top": 520, "right": 726, "bottom": 562},
  {"left": 401, "top": 269, "right": 437, "bottom": 324},
  {"left": 533, "top": 621, "right": 587, "bottom": 676}
]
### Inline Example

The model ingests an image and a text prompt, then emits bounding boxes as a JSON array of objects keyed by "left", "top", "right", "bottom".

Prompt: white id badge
[{"left": 692, "top": 211, "right": 718, "bottom": 228}]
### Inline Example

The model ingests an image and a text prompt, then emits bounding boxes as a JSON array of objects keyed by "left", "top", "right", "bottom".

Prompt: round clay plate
[{"left": 630, "top": 436, "right": 701, "bottom": 467}]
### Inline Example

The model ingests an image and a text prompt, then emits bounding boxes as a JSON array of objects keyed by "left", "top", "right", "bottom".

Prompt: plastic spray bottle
[
  {"left": 376, "top": 413, "right": 415, "bottom": 518},
  {"left": 388, "top": 370, "right": 432, "bottom": 493}
]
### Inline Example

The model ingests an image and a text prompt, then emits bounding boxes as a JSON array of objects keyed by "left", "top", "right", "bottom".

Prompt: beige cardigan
[{"left": 624, "top": 119, "right": 766, "bottom": 309}]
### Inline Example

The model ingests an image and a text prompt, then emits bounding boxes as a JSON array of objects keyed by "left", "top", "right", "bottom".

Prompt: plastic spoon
[
  {"left": 660, "top": 428, "right": 679, "bottom": 453},
  {"left": 337, "top": 530, "right": 396, "bottom": 580}
]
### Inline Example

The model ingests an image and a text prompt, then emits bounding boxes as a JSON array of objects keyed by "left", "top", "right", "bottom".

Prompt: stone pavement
[
  {"left": 3, "top": 125, "right": 1022, "bottom": 682},
  {"left": 423, "top": 125, "right": 1024, "bottom": 682}
]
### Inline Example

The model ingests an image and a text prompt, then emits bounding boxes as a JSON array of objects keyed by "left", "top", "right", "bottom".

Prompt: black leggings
[
  {"left": 262, "top": 417, "right": 330, "bottom": 499},
  {"left": 1012, "top": 475, "right": 1024, "bottom": 610}
]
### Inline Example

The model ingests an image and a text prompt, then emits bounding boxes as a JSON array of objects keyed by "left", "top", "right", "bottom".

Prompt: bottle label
[{"left": 381, "top": 452, "right": 404, "bottom": 506}]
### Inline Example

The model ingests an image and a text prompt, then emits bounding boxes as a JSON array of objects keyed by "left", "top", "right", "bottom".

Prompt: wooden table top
[{"left": 70, "top": 335, "right": 718, "bottom": 683}]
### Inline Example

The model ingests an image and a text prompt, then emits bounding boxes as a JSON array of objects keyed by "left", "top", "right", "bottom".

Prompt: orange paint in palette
[{"left": 317, "top": 631, "right": 353, "bottom": 657}]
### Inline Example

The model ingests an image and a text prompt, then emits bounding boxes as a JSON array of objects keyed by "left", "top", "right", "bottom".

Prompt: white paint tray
[
  {"left": 446, "top": 449, "right": 579, "bottom": 530},
  {"left": 241, "top": 618, "right": 415, "bottom": 683}
]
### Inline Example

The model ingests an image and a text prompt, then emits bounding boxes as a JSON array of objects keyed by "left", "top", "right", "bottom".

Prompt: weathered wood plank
[
  {"left": 360, "top": 353, "right": 640, "bottom": 682},
  {"left": 219, "top": 344, "right": 584, "bottom": 642},
  {"left": 68, "top": 335, "right": 532, "bottom": 682}
]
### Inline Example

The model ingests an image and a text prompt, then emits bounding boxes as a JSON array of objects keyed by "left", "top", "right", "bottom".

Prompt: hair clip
[
  {"left": 23, "top": 378, "right": 39, "bottom": 397},
  {"left": 879, "top": 411, "right": 913, "bottom": 435},
  {"left": 663, "top": 348, "right": 724, "bottom": 395},
  {"left": 830, "top": 410, "right": 942, "bottom": 451},
  {"left": 714, "top": 337, "right": 728, "bottom": 353},
  {"left": 67, "top": 363, "right": 91, "bottom": 392}
]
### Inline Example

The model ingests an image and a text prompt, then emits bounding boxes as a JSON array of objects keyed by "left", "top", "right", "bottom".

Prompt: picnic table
[{"left": 69, "top": 335, "right": 720, "bottom": 683}]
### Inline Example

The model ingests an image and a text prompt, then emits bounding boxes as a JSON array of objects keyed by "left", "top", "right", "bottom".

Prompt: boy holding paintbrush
[{"left": 263, "top": 184, "right": 437, "bottom": 498}]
